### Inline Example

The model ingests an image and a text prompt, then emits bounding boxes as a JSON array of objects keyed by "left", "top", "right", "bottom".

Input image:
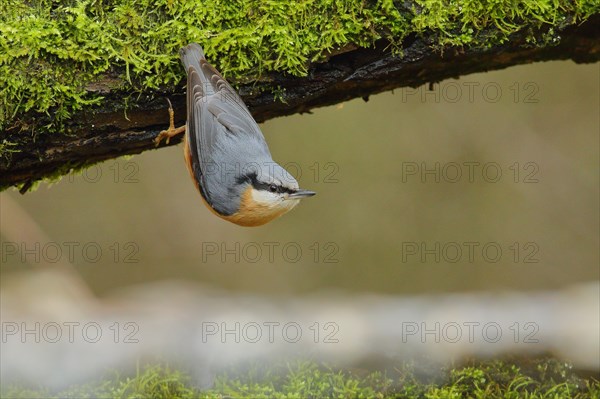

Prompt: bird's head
[{"left": 225, "top": 162, "right": 316, "bottom": 226}]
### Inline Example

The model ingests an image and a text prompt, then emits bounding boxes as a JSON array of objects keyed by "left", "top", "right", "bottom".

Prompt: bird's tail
[
  {"left": 179, "top": 43, "right": 216, "bottom": 96},
  {"left": 179, "top": 43, "right": 205, "bottom": 69}
]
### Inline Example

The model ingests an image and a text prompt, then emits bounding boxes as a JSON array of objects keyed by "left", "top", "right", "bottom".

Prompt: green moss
[
  {"left": 0, "top": 0, "right": 598, "bottom": 138},
  {"left": 1, "top": 358, "right": 599, "bottom": 398},
  {"left": 0, "top": 139, "right": 19, "bottom": 162}
]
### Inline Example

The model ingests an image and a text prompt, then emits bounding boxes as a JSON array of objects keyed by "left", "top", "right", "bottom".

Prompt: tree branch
[{"left": 1, "top": 14, "right": 598, "bottom": 192}]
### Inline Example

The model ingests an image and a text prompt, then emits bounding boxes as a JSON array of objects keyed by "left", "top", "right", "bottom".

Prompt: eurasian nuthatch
[{"left": 156, "top": 43, "right": 315, "bottom": 226}]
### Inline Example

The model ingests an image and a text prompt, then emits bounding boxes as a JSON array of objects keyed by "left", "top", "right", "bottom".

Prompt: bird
[{"left": 155, "top": 43, "right": 315, "bottom": 226}]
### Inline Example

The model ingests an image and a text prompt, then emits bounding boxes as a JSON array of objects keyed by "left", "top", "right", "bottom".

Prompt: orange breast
[{"left": 222, "top": 186, "right": 290, "bottom": 227}]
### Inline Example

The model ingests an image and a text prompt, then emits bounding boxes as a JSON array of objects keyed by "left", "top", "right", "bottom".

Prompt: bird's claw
[
  {"left": 154, "top": 130, "right": 172, "bottom": 146},
  {"left": 154, "top": 98, "right": 185, "bottom": 146}
]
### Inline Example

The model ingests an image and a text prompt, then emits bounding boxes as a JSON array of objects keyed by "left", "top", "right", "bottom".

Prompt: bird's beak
[{"left": 287, "top": 189, "right": 316, "bottom": 199}]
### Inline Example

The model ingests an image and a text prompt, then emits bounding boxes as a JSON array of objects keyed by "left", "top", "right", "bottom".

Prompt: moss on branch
[{"left": 1, "top": 0, "right": 598, "bottom": 135}]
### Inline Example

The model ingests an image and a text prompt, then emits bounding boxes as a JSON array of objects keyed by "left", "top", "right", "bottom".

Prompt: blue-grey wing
[{"left": 182, "top": 43, "right": 271, "bottom": 215}]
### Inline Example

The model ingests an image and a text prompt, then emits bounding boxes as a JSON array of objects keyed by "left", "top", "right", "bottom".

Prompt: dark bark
[{"left": 1, "top": 15, "right": 599, "bottom": 192}]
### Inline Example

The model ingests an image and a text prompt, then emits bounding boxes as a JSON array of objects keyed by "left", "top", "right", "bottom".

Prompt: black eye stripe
[{"left": 239, "top": 172, "right": 295, "bottom": 194}]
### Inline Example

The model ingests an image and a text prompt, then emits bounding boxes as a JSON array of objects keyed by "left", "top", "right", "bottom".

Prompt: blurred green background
[{"left": 1, "top": 61, "right": 598, "bottom": 297}]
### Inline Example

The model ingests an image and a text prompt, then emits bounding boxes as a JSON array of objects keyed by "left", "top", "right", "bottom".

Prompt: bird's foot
[{"left": 155, "top": 99, "right": 186, "bottom": 146}]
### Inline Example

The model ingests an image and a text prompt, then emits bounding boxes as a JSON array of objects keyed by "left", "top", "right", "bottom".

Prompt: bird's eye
[{"left": 269, "top": 184, "right": 278, "bottom": 193}]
